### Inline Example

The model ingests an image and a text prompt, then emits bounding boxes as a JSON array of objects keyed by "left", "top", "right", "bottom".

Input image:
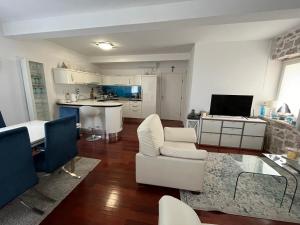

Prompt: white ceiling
[
  {"left": 1, "top": 0, "right": 300, "bottom": 57},
  {"left": 0, "top": 0, "right": 185, "bottom": 22},
  {"left": 49, "top": 19, "right": 300, "bottom": 56}
]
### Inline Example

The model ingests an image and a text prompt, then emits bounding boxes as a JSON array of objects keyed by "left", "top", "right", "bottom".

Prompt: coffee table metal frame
[
  {"left": 263, "top": 154, "right": 299, "bottom": 213},
  {"left": 233, "top": 171, "right": 288, "bottom": 208}
]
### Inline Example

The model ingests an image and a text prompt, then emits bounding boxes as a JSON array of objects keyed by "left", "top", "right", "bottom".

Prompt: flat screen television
[{"left": 209, "top": 94, "right": 253, "bottom": 117}]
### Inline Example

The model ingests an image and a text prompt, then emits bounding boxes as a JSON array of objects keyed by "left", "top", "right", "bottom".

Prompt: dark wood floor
[{"left": 40, "top": 119, "right": 296, "bottom": 225}]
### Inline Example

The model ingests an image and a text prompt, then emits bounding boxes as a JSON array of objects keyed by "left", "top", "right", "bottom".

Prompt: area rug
[
  {"left": 0, "top": 157, "right": 100, "bottom": 225},
  {"left": 180, "top": 153, "right": 300, "bottom": 223}
]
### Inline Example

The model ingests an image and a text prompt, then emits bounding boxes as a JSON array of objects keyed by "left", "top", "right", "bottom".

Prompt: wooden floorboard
[{"left": 40, "top": 120, "right": 296, "bottom": 225}]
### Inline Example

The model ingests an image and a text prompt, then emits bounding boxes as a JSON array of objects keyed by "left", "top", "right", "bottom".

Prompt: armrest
[
  {"left": 160, "top": 145, "right": 208, "bottom": 160},
  {"left": 164, "top": 127, "right": 197, "bottom": 143},
  {"left": 159, "top": 195, "right": 201, "bottom": 225}
]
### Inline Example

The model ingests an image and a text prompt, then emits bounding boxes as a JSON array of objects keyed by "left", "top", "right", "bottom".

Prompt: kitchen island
[{"left": 57, "top": 99, "right": 123, "bottom": 141}]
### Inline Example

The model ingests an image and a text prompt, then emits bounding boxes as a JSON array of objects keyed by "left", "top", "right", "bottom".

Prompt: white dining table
[{"left": 0, "top": 120, "right": 47, "bottom": 147}]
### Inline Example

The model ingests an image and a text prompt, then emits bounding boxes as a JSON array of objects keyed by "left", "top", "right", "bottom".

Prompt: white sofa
[
  {"left": 136, "top": 114, "right": 207, "bottom": 192},
  {"left": 159, "top": 195, "right": 214, "bottom": 225}
]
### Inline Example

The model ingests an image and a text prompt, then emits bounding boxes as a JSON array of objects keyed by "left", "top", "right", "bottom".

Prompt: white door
[{"left": 160, "top": 73, "right": 183, "bottom": 120}]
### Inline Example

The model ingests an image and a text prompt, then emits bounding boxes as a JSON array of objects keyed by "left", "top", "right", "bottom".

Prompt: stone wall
[
  {"left": 264, "top": 118, "right": 300, "bottom": 154},
  {"left": 271, "top": 27, "right": 300, "bottom": 60}
]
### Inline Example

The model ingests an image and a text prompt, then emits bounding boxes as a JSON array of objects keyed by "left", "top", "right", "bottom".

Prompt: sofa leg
[{"left": 190, "top": 191, "right": 201, "bottom": 195}]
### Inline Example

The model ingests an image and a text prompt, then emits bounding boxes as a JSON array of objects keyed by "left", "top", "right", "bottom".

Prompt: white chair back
[
  {"left": 137, "top": 114, "right": 164, "bottom": 157},
  {"left": 80, "top": 106, "right": 101, "bottom": 129}
]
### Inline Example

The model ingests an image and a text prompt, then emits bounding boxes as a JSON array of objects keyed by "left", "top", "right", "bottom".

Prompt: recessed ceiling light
[{"left": 96, "top": 42, "right": 114, "bottom": 50}]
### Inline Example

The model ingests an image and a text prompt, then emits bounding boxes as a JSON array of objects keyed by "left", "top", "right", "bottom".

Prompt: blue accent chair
[
  {"left": 34, "top": 116, "right": 78, "bottom": 173},
  {"left": 59, "top": 106, "right": 80, "bottom": 139},
  {"left": 0, "top": 127, "right": 38, "bottom": 208},
  {"left": 0, "top": 111, "right": 6, "bottom": 128}
]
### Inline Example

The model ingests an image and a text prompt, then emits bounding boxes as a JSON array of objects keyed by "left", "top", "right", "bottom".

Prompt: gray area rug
[
  {"left": 180, "top": 153, "right": 300, "bottom": 223},
  {"left": 0, "top": 157, "right": 100, "bottom": 225}
]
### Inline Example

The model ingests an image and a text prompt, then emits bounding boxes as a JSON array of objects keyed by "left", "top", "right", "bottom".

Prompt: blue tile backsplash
[{"left": 102, "top": 85, "right": 141, "bottom": 98}]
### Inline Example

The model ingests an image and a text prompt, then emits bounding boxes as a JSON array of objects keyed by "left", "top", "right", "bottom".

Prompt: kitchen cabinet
[
  {"left": 71, "top": 71, "right": 86, "bottom": 84},
  {"left": 53, "top": 68, "right": 101, "bottom": 85},
  {"left": 103, "top": 75, "right": 130, "bottom": 85},
  {"left": 102, "top": 75, "right": 142, "bottom": 86},
  {"left": 141, "top": 75, "right": 157, "bottom": 118},
  {"left": 129, "top": 75, "right": 141, "bottom": 85},
  {"left": 86, "top": 73, "right": 102, "bottom": 84},
  {"left": 121, "top": 100, "right": 142, "bottom": 118}
]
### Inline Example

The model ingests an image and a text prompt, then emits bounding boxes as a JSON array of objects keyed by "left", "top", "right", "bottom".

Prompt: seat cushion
[
  {"left": 164, "top": 127, "right": 197, "bottom": 143},
  {"left": 137, "top": 114, "right": 164, "bottom": 156},
  {"left": 160, "top": 143, "right": 208, "bottom": 160},
  {"left": 163, "top": 141, "right": 196, "bottom": 150}
]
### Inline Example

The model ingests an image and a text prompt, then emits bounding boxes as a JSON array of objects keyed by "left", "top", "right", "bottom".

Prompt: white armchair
[
  {"left": 159, "top": 195, "right": 214, "bottom": 225},
  {"left": 136, "top": 114, "right": 207, "bottom": 192}
]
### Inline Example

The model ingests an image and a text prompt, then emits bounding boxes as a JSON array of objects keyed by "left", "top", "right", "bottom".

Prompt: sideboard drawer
[
  {"left": 243, "top": 123, "right": 266, "bottom": 136},
  {"left": 222, "top": 127, "right": 242, "bottom": 135},
  {"left": 241, "top": 136, "right": 264, "bottom": 150},
  {"left": 223, "top": 121, "right": 243, "bottom": 128},
  {"left": 202, "top": 120, "right": 222, "bottom": 133},
  {"left": 220, "top": 134, "right": 241, "bottom": 148},
  {"left": 200, "top": 133, "right": 220, "bottom": 146}
]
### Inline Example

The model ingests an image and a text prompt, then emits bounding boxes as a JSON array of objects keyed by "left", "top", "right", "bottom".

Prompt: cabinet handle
[{"left": 71, "top": 74, "right": 74, "bottom": 82}]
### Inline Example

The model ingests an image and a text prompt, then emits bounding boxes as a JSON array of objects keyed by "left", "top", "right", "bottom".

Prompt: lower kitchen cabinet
[{"left": 121, "top": 101, "right": 142, "bottom": 118}]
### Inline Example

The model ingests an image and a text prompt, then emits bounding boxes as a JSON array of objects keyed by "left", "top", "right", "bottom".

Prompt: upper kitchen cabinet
[
  {"left": 71, "top": 71, "right": 86, "bottom": 84},
  {"left": 102, "top": 75, "right": 141, "bottom": 86},
  {"left": 86, "top": 73, "right": 102, "bottom": 84},
  {"left": 103, "top": 75, "right": 130, "bottom": 85},
  {"left": 53, "top": 68, "right": 101, "bottom": 85},
  {"left": 129, "top": 75, "right": 141, "bottom": 85}
]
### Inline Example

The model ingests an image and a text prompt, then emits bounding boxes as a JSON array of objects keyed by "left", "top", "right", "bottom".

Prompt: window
[{"left": 277, "top": 60, "right": 300, "bottom": 116}]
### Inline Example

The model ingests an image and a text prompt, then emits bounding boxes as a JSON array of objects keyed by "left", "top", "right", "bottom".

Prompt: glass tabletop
[
  {"left": 231, "top": 154, "right": 281, "bottom": 176},
  {"left": 263, "top": 153, "right": 300, "bottom": 175}
]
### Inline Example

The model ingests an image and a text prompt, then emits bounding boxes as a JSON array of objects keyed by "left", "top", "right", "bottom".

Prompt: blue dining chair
[
  {"left": 0, "top": 111, "right": 6, "bottom": 128},
  {"left": 0, "top": 127, "right": 42, "bottom": 213},
  {"left": 34, "top": 116, "right": 79, "bottom": 177}
]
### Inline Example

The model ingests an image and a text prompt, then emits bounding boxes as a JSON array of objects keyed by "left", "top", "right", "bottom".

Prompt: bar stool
[{"left": 80, "top": 106, "right": 101, "bottom": 141}]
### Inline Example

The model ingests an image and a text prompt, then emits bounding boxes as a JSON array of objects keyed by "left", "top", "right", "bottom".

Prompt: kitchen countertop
[{"left": 57, "top": 99, "right": 123, "bottom": 107}]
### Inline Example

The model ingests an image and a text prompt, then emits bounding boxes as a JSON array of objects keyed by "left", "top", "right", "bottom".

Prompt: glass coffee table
[
  {"left": 263, "top": 153, "right": 299, "bottom": 212},
  {"left": 231, "top": 155, "right": 288, "bottom": 209}
]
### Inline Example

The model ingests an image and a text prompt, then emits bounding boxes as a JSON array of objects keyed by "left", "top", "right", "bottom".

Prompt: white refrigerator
[{"left": 20, "top": 58, "right": 51, "bottom": 121}]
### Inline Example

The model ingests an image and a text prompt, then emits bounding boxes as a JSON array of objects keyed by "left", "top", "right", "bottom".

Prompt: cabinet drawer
[
  {"left": 202, "top": 120, "right": 222, "bottom": 133},
  {"left": 130, "top": 104, "right": 141, "bottom": 112},
  {"left": 200, "top": 133, "right": 220, "bottom": 146},
  {"left": 222, "top": 127, "right": 242, "bottom": 135},
  {"left": 243, "top": 123, "right": 266, "bottom": 136},
  {"left": 130, "top": 101, "right": 141, "bottom": 106},
  {"left": 220, "top": 134, "right": 241, "bottom": 148},
  {"left": 223, "top": 121, "right": 243, "bottom": 128},
  {"left": 241, "top": 136, "right": 264, "bottom": 150}
]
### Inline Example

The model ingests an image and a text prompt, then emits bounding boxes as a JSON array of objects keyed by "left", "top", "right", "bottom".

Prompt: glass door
[{"left": 29, "top": 61, "right": 50, "bottom": 120}]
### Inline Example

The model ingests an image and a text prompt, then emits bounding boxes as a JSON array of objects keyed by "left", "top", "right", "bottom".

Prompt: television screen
[{"left": 209, "top": 94, "right": 253, "bottom": 117}]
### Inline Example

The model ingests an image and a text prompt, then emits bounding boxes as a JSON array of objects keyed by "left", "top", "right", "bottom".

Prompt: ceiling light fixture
[{"left": 96, "top": 42, "right": 114, "bottom": 50}]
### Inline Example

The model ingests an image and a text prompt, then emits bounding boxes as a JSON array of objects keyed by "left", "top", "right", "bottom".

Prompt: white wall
[
  {"left": 0, "top": 35, "right": 99, "bottom": 125},
  {"left": 183, "top": 45, "right": 195, "bottom": 122},
  {"left": 188, "top": 40, "right": 281, "bottom": 116}
]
